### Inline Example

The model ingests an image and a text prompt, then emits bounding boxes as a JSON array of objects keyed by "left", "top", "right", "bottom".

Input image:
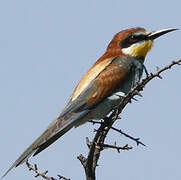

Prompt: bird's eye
[
  {"left": 129, "top": 35, "right": 136, "bottom": 42},
  {"left": 120, "top": 34, "right": 144, "bottom": 48}
]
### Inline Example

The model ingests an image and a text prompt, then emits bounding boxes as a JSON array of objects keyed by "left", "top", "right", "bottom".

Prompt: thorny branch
[
  {"left": 78, "top": 59, "right": 181, "bottom": 180},
  {"left": 26, "top": 161, "right": 70, "bottom": 180},
  {"left": 100, "top": 143, "right": 132, "bottom": 153},
  {"left": 89, "top": 120, "right": 145, "bottom": 146},
  {"left": 85, "top": 137, "right": 132, "bottom": 152},
  {"left": 110, "top": 126, "right": 146, "bottom": 146}
]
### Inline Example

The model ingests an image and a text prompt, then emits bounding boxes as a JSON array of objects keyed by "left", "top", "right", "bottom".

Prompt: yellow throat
[{"left": 122, "top": 40, "right": 153, "bottom": 58}]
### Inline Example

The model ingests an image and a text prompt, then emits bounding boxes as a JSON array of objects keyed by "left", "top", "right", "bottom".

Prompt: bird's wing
[
  {"left": 2, "top": 56, "right": 132, "bottom": 178},
  {"left": 63, "top": 56, "right": 132, "bottom": 112},
  {"left": 33, "top": 56, "right": 131, "bottom": 155}
]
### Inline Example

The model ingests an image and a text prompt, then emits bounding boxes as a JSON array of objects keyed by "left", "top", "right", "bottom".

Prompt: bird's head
[{"left": 107, "top": 27, "right": 177, "bottom": 61}]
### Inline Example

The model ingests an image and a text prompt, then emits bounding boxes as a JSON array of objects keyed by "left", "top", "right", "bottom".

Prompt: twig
[
  {"left": 100, "top": 143, "right": 132, "bottom": 153},
  {"left": 89, "top": 121, "right": 145, "bottom": 146},
  {"left": 26, "top": 161, "right": 70, "bottom": 180},
  {"left": 26, "top": 161, "right": 52, "bottom": 180},
  {"left": 111, "top": 127, "right": 146, "bottom": 146},
  {"left": 89, "top": 120, "right": 103, "bottom": 125},
  {"left": 77, "top": 154, "right": 87, "bottom": 168},
  {"left": 57, "top": 175, "right": 70, "bottom": 180},
  {"left": 86, "top": 137, "right": 132, "bottom": 152}
]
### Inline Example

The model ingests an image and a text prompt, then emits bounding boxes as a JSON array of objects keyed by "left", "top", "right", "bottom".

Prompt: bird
[{"left": 2, "top": 27, "right": 177, "bottom": 178}]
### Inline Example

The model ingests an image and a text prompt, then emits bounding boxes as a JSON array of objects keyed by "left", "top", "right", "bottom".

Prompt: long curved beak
[{"left": 148, "top": 28, "right": 178, "bottom": 40}]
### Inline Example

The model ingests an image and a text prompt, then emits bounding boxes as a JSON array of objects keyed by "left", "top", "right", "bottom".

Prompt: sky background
[{"left": 0, "top": 0, "right": 181, "bottom": 180}]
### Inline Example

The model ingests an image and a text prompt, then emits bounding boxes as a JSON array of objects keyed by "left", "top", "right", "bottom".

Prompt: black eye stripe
[{"left": 120, "top": 34, "right": 148, "bottom": 48}]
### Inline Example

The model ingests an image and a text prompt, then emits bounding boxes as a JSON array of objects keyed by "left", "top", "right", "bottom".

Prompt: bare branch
[
  {"left": 89, "top": 120, "right": 103, "bottom": 125},
  {"left": 111, "top": 126, "right": 146, "bottom": 146},
  {"left": 57, "top": 175, "right": 70, "bottom": 180},
  {"left": 26, "top": 161, "right": 70, "bottom": 180},
  {"left": 26, "top": 161, "right": 52, "bottom": 180},
  {"left": 89, "top": 121, "right": 145, "bottom": 146},
  {"left": 100, "top": 143, "right": 132, "bottom": 153}
]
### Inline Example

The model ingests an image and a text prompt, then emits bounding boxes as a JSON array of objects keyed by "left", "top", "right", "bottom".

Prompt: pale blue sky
[{"left": 0, "top": 1, "right": 181, "bottom": 180}]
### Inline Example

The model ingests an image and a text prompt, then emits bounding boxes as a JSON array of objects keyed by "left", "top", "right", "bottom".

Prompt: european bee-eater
[{"left": 2, "top": 27, "right": 177, "bottom": 177}]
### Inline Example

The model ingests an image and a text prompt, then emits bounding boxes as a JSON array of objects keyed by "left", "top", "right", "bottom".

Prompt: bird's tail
[{"left": 2, "top": 110, "right": 88, "bottom": 178}]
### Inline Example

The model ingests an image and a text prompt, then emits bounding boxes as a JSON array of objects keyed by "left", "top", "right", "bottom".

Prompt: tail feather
[
  {"left": 33, "top": 121, "right": 73, "bottom": 156},
  {"left": 2, "top": 110, "right": 89, "bottom": 178},
  {"left": 2, "top": 147, "right": 36, "bottom": 178}
]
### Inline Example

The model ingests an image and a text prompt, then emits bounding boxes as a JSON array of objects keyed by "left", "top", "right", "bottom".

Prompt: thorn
[
  {"left": 157, "top": 74, "right": 163, "bottom": 79},
  {"left": 128, "top": 99, "right": 132, "bottom": 103},
  {"left": 135, "top": 90, "right": 143, "bottom": 97},
  {"left": 132, "top": 97, "right": 138, "bottom": 101},
  {"left": 135, "top": 138, "right": 146, "bottom": 146}
]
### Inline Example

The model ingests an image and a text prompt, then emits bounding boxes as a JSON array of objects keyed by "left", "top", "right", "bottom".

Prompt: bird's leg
[{"left": 143, "top": 64, "right": 149, "bottom": 77}]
